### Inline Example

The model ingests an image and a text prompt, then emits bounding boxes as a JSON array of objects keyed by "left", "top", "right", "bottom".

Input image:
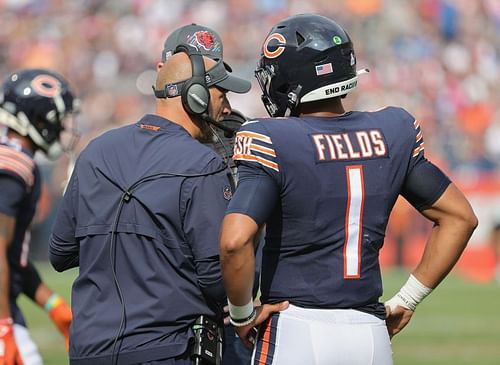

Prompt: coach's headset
[{"left": 153, "top": 43, "right": 237, "bottom": 137}]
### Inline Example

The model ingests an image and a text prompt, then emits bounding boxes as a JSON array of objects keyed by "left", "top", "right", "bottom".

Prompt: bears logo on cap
[{"left": 188, "top": 31, "right": 222, "bottom": 52}]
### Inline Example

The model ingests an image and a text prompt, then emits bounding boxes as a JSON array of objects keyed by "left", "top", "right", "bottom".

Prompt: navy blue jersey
[
  {"left": 228, "top": 107, "right": 450, "bottom": 318},
  {"left": 50, "top": 114, "right": 233, "bottom": 364},
  {"left": 0, "top": 137, "right": 41, "bottom": 325}
]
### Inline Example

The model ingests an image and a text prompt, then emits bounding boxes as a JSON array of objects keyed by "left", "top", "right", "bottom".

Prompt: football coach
[{"left": 49, "top": 43, "right": 251, "bottom": 364}]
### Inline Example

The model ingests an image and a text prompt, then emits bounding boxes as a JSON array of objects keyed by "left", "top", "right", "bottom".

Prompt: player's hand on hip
[
  {"left": 47, "top": 296, "right": 72, "bottom": 351},
  {"left": 235, "top": 301, "right": 289, "bottom": 348},
  {"left": 384, "top": 303, "right": 414, "bottom": 338},
  {"left": 0, "top": 318, "right": 24, "bottom": 365}
]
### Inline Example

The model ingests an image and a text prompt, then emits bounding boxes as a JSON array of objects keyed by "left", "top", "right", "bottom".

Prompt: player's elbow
[
  {"left": 446, "top": 204, "right": 478, "bottom": 247},
  {"left": 220, "top": 235, "right": 247, "bottom": 258},
  {"left": 219, "top": 213, "right": 258, "bottom": 257},
  {"left": 461, "top": 208, "right": 478, "bottom": 236}
]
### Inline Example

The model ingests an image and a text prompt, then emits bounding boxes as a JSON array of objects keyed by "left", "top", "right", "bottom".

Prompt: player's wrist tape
[
  {"left": 386, "top": 274, "right": 433, "bottom": 311},
  {"left": 44, "top": 293, "right": 64, "bottom": 312},
  {"left": 228, "top": 299, "right": 255, "bottom": 327}
]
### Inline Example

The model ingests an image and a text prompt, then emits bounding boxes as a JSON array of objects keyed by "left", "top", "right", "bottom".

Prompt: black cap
[
  {"left": 205, "top": 60, "right": 251, "bottom": 94},
  {"left": 162, "top": 23, "right": 233, "bottom": 71},
  {"left": 154, "top": 59, "right": 251, "bottom": 99}
]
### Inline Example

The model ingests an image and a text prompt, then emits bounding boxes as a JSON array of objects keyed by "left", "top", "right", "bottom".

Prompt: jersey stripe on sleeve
[
  {"left": 233, "top": 127, "right": 280, "bottom": 172},
  {"left": 412, "top": 120, "right": 425, "bottom": 158},
  {"left": 0, "top": 145, "right": 35, "bottom": 187}
]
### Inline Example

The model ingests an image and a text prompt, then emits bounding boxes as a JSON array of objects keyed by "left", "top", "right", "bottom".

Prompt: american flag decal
[{"left": 315, "top": 63, "right": 333, "bottom": 76}]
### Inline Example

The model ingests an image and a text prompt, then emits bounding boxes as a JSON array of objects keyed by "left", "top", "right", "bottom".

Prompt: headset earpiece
[{"left": 174, "top": 44, "right": 210, "bottom": 117}]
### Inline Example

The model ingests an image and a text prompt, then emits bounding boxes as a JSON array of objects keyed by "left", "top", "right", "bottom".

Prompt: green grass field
[{"left": 20, "top": 264, "right": 500, "bottom": 365}]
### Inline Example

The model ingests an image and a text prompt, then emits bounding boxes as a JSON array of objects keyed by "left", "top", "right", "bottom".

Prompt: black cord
[
  {"left": 99, "top": 165, "right": 227, "bottom": 364},
  {"left": 109, "top": 193, "right": 128, "bottom": 365},
  {"left": 209, "top": 124, "right": 232, "bottom": 165}
]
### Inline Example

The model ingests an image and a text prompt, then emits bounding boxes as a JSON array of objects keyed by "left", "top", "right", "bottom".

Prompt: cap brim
[{"left": 216, "top": 74, "right": 251, "bottom": 94}]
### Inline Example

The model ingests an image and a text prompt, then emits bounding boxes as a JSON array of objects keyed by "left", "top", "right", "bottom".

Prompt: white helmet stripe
[{"left": 300, "top": 68, "right": 369, "bottom": 103}]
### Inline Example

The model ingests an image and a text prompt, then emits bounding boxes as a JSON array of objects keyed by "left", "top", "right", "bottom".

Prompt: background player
[
  {"left": 0, "top": 68, "right": 76, "bottom": 364},
  {"left": 220, "top": 14, "right": 478, "bottom": 364}
]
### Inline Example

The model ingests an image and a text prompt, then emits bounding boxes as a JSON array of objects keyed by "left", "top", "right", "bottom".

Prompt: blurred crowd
[{"left": 1, "top": 0, "right": 499, "bottom": 258}]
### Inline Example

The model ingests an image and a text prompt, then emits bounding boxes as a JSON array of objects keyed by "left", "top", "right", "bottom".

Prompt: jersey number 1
[{"left": 344, "top": 165, "right": 365, "bottom": 279}]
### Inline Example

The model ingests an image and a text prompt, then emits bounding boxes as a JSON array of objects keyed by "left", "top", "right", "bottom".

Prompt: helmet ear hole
[{"left": 296, "top": 32, "right": 305, "bottom": 45}]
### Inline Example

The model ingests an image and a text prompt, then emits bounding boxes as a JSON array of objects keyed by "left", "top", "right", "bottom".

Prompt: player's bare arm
[
  {"left": 385, "top": 183, "right": 477, "bottom": 337},
  {"left": 220, "top": 213, "right": 258, "bottom": 305},
  {"left": 414, "top": 183, "right": 477, "bottom": 287},
  {"left": 0, "top": 213, "right": 15, "bottom": 318},
  {"left": 220, "top": 213, "right": 288, "bottom": 348}
]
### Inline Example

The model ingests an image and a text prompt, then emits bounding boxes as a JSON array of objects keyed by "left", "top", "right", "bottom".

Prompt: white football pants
[{"left": 251, "top": 304, "right": 393, "bottom": 365}]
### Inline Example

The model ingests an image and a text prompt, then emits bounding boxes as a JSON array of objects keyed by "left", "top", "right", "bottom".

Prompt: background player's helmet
[
  {"left": 255, "top": 14, "right": 368, "bottom": 117},
  {"left": 0, "top": 68, "right": 79, "bottom": 159}
]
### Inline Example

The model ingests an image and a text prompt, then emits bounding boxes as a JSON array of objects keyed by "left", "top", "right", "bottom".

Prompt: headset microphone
[{"left": 202, "top": 114, "right": 236, "bottom": 138}]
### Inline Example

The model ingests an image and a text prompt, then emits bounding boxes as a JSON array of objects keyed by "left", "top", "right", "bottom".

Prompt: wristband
[
  {"left": 44, "top": 294, "right": 64, "bottom": 312},
  {"left": 229, "top": 309, "right": 256, "bottom": 327},
  {"left": 228, "top": 299, "right": 254, "bottom": 321},
  {"left": 385, "top": 274, "right": 433, "bottom": 311}
]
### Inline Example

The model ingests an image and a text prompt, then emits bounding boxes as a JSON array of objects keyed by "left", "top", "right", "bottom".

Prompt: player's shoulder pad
[
  {"left": 379, "top": 107, "right": 424, "bottom": 157},
  {"left": 376, "top": 106, "right": 416, "bottom": 126},
  {"left": 233, "top": 119, "right": 280, "bottom": 172},
  {"left": 0, "top": 143, "right": 35, "bottom": 188}
]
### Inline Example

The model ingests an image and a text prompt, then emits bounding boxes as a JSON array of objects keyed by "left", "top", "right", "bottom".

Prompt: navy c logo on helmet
[{"left": 263, "top": 33, "right": 286, "bottom": 59}]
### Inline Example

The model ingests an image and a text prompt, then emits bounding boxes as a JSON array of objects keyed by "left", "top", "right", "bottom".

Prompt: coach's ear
[{"left": 156, "top": 62, "right": 164, "bottom": 72}]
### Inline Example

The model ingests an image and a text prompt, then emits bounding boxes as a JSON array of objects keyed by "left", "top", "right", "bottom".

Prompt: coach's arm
[{"left": 49, "top": 172, "right": 79, "bottom": 272}]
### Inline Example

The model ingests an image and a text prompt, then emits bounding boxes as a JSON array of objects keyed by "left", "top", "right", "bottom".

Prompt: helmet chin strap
[{"left": 285, "top": 85, "right": 303, "bottom": 117}]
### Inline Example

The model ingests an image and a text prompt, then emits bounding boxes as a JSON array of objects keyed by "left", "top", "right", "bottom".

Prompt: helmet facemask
[{"left": 255, "top": 63, "right": 303, "bottom": 118}]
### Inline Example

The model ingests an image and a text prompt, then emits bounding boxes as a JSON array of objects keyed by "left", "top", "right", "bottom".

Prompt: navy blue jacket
[{"left": 50, "top": 115, "right": 233, "bottom": 364}]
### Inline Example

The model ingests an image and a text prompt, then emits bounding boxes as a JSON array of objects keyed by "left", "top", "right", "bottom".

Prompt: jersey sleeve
[
  {"left": 0, "top": 174, "right": 26, "bottom": 216},
  {"left": 232, "top": 120, "right": 281, "bottom": 177},
  {"left": 401, "top": 158, "right": 451, "bottom": 211},
  {"left": 406, "top": 113, "right": 426, "bottom": 172},
  {"left": 399, "top": 109, "right": 451, "bottom": 210},
  {"left": 0, "top": 144, "right": 35, "bottom": 189},
  {"left": 226, "top": 164, "right": 280, "bottom": 226}
]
